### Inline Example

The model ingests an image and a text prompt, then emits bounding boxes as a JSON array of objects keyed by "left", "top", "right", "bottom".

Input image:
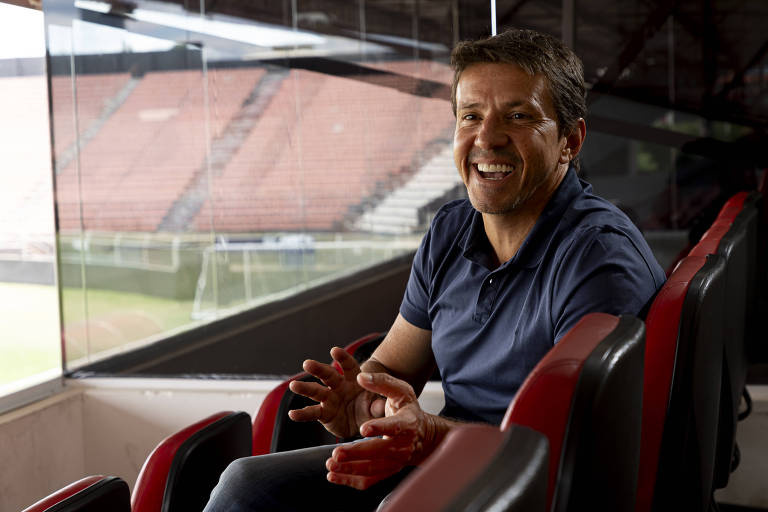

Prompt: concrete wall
[{"left": 715, "top": 385, "right": 768, "bottom": 507}]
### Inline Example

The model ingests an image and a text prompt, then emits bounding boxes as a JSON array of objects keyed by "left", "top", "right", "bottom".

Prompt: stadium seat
[
  {"left": 132, "top": 411, "right": 252, "bottom": 512},
  {"left": 636, "top": 253, "right": 727, "bottom": 512},
  {"left": 251, "top": 332, "right": 385, "bottom": 455},
  {"left": 502, "top": 312, "right": 646, "bottom": 512},
  {"left": 688, "top": 191, "right": 759, "bottom": 488},
  {"left": 21, "top": 475, "right": 130, "bottom": 512},
  {"left": 379, "top": 424, "right": 549, "bottom": 512}
]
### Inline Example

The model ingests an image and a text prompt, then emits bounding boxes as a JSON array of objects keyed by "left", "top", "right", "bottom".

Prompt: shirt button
[{"left": 489, "top": 278, "right": 493, "bottom": 284}]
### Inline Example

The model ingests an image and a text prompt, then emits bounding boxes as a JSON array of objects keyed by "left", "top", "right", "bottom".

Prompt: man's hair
[{"left": 450, "top": 28, "right": 587, "bottom": 138}]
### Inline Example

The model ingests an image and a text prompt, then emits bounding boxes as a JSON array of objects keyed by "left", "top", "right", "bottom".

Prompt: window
[
  {"left": 0, "top": 2, "right": 62, "bottom": 408},
  {"left": 43, "top": 0, "right": 475, "bottom": 374}
]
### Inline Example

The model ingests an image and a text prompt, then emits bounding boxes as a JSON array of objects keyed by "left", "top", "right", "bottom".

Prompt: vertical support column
[
  {"left": 490, "top": 0, "right": 497, "bottom": 35},
  {"left": 562, "top": 0, "right": 575, "bottom": 48}
]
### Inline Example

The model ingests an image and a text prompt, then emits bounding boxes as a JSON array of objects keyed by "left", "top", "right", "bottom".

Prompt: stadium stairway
[
  {"left": 353, "top": 144, "right": 463, "bottom": 234},
  {"left": 158, "top": 67, "right": 287, "bottom": 232}
]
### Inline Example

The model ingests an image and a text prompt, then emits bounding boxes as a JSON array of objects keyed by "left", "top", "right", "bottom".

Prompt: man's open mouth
[{"left": 474, "top": 163, "right": 514, "bottom": 181}]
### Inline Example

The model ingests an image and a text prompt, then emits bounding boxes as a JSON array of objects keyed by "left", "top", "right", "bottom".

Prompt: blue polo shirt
[{"left": 400, "top": 168, "right": 665, "bottom": 425}]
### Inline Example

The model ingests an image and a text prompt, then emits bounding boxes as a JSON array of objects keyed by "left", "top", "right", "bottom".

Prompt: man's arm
[{"left": 363, "top": 313, "right": 436, "bottom": 396}]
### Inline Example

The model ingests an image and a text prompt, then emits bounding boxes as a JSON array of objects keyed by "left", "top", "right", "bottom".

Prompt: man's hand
[
  {"left": 324, "top": 372, "right": 445, "bottom": 490},
  {"left": 288, "top": 347, "right": 386, "bottom": 439}
]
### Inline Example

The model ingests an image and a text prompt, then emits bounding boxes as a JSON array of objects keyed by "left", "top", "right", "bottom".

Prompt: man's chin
[{"left": 468, "top": 196, "right": 522, "bottom": 216}]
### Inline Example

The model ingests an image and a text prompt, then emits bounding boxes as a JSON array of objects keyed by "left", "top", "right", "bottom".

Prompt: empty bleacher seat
[
  {"left": 503, "top": 313, "right": 646, "bottom": 512},
  {"left": 637, "top": 253, "right": 727, "bottom": 512},
  {"left": 688, "top": 190, "right": 760, "bottom": 489},
  {"left": 21, "top": 475, "right": 130, "bottom": 512},
  {"left": 132, "top": 411, "right": 251, "bottom": 512}
]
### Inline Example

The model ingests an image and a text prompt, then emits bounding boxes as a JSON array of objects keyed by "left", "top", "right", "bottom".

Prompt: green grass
[
  {"left": 0, "top": 283, "right": 197, "bottom": 384},
  {"left": 60, "top": 287, "right": 196, "bottom": 363},
  {"left": 1, "top": 235, "right": 421, "bottom": 385},
  {"left": 0, "top": 283, "right": 60, "bottom": 385}
]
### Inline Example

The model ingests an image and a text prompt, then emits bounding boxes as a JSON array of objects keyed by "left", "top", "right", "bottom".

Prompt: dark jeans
[{"left": 203, "top": 443, "right": 412, "bottom": 512}]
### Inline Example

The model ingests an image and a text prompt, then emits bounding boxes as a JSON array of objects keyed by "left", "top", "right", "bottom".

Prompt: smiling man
[{"left": 204, "top": 28, "right": 665, "bottom": 512}]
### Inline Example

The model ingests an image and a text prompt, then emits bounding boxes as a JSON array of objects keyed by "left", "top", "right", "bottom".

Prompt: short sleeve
[
  {"left": 399, "top": 229, "right": 433, "bottom": 331},
  {"left": 551, "top": 227, "right": 663, "bottom": 342}
]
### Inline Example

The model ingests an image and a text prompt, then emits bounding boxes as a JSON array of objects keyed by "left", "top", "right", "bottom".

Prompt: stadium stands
[{"left": 48, "top": 61, "right": 457, "bottom": 235}]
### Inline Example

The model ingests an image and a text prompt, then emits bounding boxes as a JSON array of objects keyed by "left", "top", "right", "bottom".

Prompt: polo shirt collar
[{"left": 461, "top": 166, "right": 585, "bottom": 270}]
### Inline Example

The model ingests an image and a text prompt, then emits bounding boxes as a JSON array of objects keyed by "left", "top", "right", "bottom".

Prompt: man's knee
[
  {"left": 218, "top": 457, "right": 253, "bottom": 488},
  {"left": 205, "top": 457, "right": 259, "bottom": 511}
]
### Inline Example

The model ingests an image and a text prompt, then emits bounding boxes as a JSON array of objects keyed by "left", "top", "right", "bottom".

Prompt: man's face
[{"left": 453, "top": 62, "right": 570, "bottom": 216}]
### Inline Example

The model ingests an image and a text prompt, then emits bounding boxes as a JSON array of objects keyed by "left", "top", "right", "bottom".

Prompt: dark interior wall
[{"left": 71, "top": 252, "right": 414, "bottom": 377}]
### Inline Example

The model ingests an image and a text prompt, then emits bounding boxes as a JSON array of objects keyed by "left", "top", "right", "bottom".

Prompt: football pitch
[{"left": 0, "top": 282, "right": 196, "bottom": 386}]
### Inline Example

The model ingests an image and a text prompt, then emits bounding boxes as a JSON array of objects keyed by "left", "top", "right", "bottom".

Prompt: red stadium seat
[
  {"left": 21, "top": 475, "right": 130, "bottom": 512},
  {"left": 251, "top": 333, "right": 385, "bottom": 455},
  {"left": 688, "top": 191, "right": 760, "bottom": 489},
  {"left": 380, "top": 424, "right": 549, "bottom": 512},
  {"left": 636, "top": 253, "right": 727, "bottom": 512},
  {"left": 502, "top": 313, "right": 646, "bottom": 512},
  {"left": 132, "top": 411, "right": 251, "bottom": 512}
]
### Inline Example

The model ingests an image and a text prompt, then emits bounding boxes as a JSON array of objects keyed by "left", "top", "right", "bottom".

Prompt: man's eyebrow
[{"left": 457, "top": 100, "right": 529, "bottom": 110}]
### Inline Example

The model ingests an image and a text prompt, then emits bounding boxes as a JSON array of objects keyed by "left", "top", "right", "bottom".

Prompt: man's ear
[{"left": 558, "top": 118, "right": 586, "bottom": 164}]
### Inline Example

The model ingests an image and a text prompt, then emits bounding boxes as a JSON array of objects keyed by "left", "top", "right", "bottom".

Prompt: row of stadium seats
[
  {"left": 22, "top": 188, "right": 763, "bottom": 511},
  {"left": 49, "top": 65, "right": 454, "bottom": 234}
]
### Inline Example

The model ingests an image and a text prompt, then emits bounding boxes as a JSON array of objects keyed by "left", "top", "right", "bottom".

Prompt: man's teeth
[{"left": 476, "top": 163, "right": 514, "bottom": 173}]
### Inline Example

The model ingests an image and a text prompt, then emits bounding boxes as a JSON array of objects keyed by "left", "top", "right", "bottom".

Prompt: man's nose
[{"left": 475, "top": 117, "right": 509, "bottom": 149}]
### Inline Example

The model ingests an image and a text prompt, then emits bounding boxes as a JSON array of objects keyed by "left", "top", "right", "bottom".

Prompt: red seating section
[
  {"left": 637, "top": 252, "right": 726, "bottom": 512},
  {"left": 502, "top": 313, "right": 646, "bottom": 512},
  {"left": 21, "top": 475, "right": 130, "bottom": 512},
  {"left": 132, "top": 410, "right": 251, "bottom": 512},
  {"left": 54, "top": 69, "right": 264, "bottom": 232},
  {"left": 687, "top": 191, "right": 758, "bottom": 490},
  {"left": 50, "top": 62, "right": 454, "bottom": 234}
]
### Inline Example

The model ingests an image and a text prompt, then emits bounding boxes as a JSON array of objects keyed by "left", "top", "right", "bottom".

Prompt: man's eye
[
  {"left": 509, "top": 113, "right": 527, "bottom": 120},
  {"left": 462, "top": 114, "right": 478, "bottom": 121}
]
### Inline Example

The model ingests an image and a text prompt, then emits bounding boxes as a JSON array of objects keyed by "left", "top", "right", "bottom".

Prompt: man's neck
[
  {"left": 482, "top": 208, "right": 541, "bottom": 267},
  {"left": 482, "top": 166, "right": 569, "bottom": 267}
]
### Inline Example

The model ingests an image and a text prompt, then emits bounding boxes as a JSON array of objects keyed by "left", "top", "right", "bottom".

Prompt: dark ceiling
[
  {"left": 137, "top": 0, "right": 768, "bottom": 132},
  {"left": 58, "top": 0, "right": 768, "bottom": 137}
]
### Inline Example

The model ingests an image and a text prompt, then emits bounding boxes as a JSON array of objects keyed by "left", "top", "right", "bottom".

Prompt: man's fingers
[
  {"left": 327, "top": 471, "right": 392, "bottom": 491},
  {"left": 326, "top": 458, "right": 403, "bottom": 478},
  {"left": 326, "top": 455, "right": 403, "bottom": 491},
  {"left": 302, "top": 359, "right": 343, "bottom": 388},
  {"left": 357, "top": 372, "right": 416, "bottom": 405},
  {"left": 287, "top": 404, "right": 325, "bottom": 423},
  {"left": 288, "top": 380, "right": 331, "bottom": 402},
  {"left": 359, "top": 413, "right": 420, "bottom": 438},
  {"left": 330, "top": 346, "right": 361, "bottom": 376},
  {"left": 331, "top": 436, "right": 413, "bottom": 462}
]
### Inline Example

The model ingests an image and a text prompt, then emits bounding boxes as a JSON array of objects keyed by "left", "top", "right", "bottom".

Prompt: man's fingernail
[{"left": 359, "top": 372, "right": 373, "bottom": 383}]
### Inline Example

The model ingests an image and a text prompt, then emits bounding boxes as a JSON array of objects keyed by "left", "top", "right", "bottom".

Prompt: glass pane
[
  {"left": 45, "top": 0, "right": 212, "bottom": 368},
  {"left": 197, "top": 0, "right": 461, "bottom": 317},
  {"left": 0, "top": 3, "right": 60, "bottom": 393},
  {"left": 43, "top": 0, "right": 481, "bottom": 372}
]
